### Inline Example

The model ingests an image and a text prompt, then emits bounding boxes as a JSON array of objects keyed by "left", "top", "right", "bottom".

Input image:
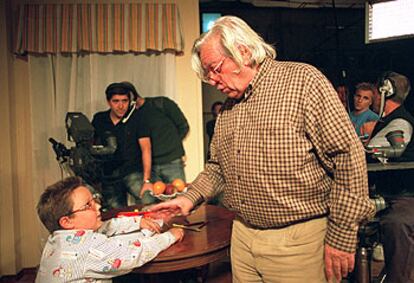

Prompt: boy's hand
[
  {"left": 140, "top": 218, "right": 161, "bottom": 233},
  {"left": 169, "top": 228, "right": 185, "bottom": 242}
]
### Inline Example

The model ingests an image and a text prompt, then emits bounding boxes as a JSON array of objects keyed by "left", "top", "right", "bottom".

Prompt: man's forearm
[
  {"left": 142, "top": 151, "right": 152, "bottom": 181},
  {"left": 138, "top": 138, "right": 152, "bottom": 181}
]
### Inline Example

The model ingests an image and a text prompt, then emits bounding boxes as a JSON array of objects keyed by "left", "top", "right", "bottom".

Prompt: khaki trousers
[{"left": 231, "top": 217, "right": 328, "bottom": 283}]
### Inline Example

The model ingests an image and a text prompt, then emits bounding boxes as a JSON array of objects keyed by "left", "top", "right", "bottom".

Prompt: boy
[{"left": 36, "top": 176, "right": 184, "bottom": 282}]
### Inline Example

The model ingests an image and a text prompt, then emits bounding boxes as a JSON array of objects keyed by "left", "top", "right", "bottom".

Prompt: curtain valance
[{"left": 14, "top": 3, "right": 183, "bottom": 55}]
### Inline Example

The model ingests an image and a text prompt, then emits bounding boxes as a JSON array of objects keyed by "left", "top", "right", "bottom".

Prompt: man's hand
[
  {"left": 140, "top": 182, "right": 153, "bottom": 198},
  {"left": 325, "top": 244, "right": 355, "bottom": 282},
  {"left": 139, "top": 217, "right": 161, "bottom": 233},
  {"left": 360, "top": 121, "right": 377, "bottom": 144},
  {"left": 181, "top": 155, "right": 187, "bottom": 167},
  {"left": 149, "top": 196, "right": 194, "bottom": 221}
]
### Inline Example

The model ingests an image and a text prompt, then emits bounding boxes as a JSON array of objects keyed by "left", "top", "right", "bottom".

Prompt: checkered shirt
[{"left": 186, "top": 58, "right": 375, "bottom": 252}]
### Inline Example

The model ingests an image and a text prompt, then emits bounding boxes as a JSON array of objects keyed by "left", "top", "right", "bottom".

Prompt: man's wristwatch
[{"left": 144, "top": 179, "right": 151, "bottom": 184}]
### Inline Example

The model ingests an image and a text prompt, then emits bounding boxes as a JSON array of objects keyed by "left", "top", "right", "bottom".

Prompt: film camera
[{"left": 49, "top": 112, "right": 117, "bottom": 187}]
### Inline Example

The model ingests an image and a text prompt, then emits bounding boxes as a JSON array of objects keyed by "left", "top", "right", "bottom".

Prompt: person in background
[
  {"left": 150, "top": 16, "right": 374, "bottom": 283},
  {"left": 35, "top": 176, "right": 184, "bottom": 283},
  {"left": 206, "top": 101, "right": 223, "bottom": 160},
  {"left": 371, "top": 86, "right": 381, "bottom": 114},
  {"left": 336, "top": 84, "right": 350, "bottom": 112},
  {"left": 365, "top": 71, "right": 414, "bottom": 283},
  {"left": 92, "top": 83, "right": 152, "bottom": 208},
  {"left": 120, "top": 82, "right": 189, "bottom": 202},
  {"left": 206, "top": 101, "right": 223, "bottom": 144},
  {"left": 349, "top": 82, "right": 379, "bottom": 138}
]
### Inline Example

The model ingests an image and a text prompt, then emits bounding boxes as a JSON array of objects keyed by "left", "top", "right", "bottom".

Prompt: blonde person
[
  {"left": 349, "top": 82, "right": 379, "bottom": 138},
  {"left": 35, "top": 176, "right": 184, "bottom": 282}
]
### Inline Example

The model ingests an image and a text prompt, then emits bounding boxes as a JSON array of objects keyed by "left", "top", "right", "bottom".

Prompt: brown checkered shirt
[{"left": 186, "top": 58, "right": 375, "bottom": 252}]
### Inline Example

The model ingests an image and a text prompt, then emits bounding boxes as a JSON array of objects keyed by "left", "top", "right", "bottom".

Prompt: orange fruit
[
  {"left": 153, "top": 181, "right": 166, "bottom": 195},
  {"left": 172, "top": 178, "right": 186, "bottom": 192}
]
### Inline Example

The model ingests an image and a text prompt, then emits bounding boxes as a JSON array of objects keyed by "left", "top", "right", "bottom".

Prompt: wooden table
[
  {"left": 104, "top": 204, "right": 235, "bottom": 281},
  {"left": 136, "top": 204, "right": 235, "bottom": 274}
]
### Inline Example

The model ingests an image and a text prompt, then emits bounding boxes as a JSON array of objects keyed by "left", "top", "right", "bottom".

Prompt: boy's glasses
[{"left": 66, "top": 194, "right": 101, "bottom": 216}]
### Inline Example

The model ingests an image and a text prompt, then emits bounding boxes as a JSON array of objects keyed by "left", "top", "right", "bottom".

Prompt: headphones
[
  {"left": 120, "top": 81, "right": 139, "bottom": 102},
  {"left": 378, "top": 71, "right": 397, "bottom": 99},
  {"left": 377, "top": 71, "right": 397, "bottom": 118}
]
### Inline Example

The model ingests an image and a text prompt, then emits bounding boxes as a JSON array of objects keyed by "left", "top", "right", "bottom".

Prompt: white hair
[{"left": 191, "top": 16, "right": 276, "bottom": 82}]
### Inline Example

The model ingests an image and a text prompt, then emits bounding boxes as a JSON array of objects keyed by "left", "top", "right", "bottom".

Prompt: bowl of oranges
[{"left": 150, "top": 178, "right": 188, "bottom": 201}]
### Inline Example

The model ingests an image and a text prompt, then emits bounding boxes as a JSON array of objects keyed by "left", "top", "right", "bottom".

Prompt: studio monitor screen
[{"left": 366, "top": 0, "right": 414, "bottom": 43}]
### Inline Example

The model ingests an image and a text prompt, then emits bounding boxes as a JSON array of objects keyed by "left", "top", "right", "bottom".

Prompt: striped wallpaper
[{"left": 14, "top": 3, "right": 184, "bottom": 54}]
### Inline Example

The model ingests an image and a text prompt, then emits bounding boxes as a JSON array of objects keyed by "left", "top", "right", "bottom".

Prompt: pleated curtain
[{"left": 14, "top": 2, "right": 184, "bottom": 55}]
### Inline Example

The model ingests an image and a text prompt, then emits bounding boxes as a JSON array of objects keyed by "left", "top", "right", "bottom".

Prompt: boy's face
[
  {"left": 354, "top": 89, "right": 373, "bottom": 112},
  {"left": 60, "top": 186, "right": 103, "bottom": 231}
]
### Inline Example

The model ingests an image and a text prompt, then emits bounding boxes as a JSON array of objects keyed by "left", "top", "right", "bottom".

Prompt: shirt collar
[
  {"left": 243, "top": 57, "right": 275, "bottom": 100},
  {"left": 223, "top": 57, "right": 275, "bottom": 108}
]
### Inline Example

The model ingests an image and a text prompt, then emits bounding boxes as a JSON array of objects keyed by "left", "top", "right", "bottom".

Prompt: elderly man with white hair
[{"left": 151, "top": 16, "right": 375, "bottom": 283}]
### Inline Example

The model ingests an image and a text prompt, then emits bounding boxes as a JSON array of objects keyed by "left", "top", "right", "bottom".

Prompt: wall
[
  {"left": 0, "top": 0, "right": 202, "bottom": 275},
  {"left": 1, "top": 0, "right": 38, "bottom": 274},
  {"left": 0, "top": 0, "right": 18, "bottom": 275}
]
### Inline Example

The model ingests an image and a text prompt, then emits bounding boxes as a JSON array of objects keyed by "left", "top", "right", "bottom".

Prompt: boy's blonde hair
[{"left": 37, "top": 176, "right": 85, "bottom": 233}]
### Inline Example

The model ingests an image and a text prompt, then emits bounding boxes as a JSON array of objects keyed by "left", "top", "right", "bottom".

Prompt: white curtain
[{"left": 29, "top": 53, "right": 176, "bottom": 247}]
